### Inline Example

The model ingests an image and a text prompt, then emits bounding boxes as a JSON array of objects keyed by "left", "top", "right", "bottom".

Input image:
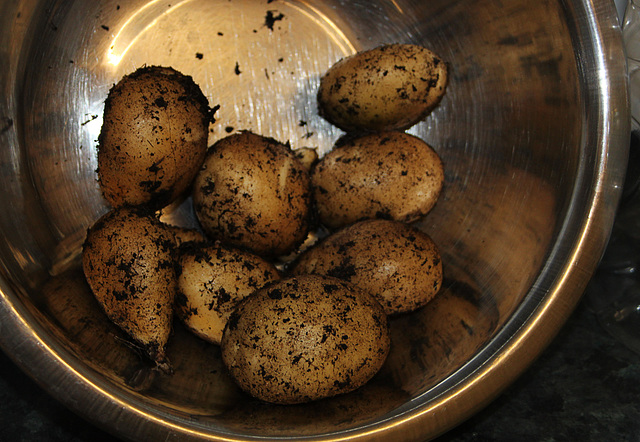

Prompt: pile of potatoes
[{"left": 82, "top": 43, "right": 448, "bottom": 405}]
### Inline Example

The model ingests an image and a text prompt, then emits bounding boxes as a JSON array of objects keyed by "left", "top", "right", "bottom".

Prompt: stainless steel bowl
[{"left": 0, "top": 0, "right": 629, "bottom": 440}]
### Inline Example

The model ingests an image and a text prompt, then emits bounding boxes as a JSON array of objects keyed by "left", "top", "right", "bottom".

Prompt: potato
[
  {"left": 290, "top": 219, "right": 443, "bottom": 315},
  {"left": 293, "top": 147, "right": 319, "bottom": 171},
  {"left": 317, "top": 43, "right": 448, "bottom": 132},
  {"left": 193, "top": 131, "right": 313, "bottom": 257},
  {"left": 174, "top": 242, "right": 281, "bottom": 345},
  {"left": 312, "top": 131, "right": 444, "bottom": 230},
  {"left": 82, "top": 207, "right": 176, "bottom": 370},
  {"left": 164, "top": 224, "right": 207, "bottom": 247},
  {"left": 220, "top": 275, "right": 390, "bottom": 404},
  {"left": 98, "top": 66, "right": 210, "bottom": 209}
]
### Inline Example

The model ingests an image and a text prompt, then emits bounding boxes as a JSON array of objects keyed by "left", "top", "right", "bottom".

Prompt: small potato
[
  {"left": 318, "top": 43, "right": 448, "bottom": 132},
  {"left": 193, "top": 131, "right": 313, "bottom": 257},
  {"left": 293, "top": 147, "right": 319, "bottom": 171},
  {"left": 82, "top": 207, "right": 176, "bottom": 370},
  {"left": 290, "top": 219, "right": 443, "bottom": 315},
  {"left": 174, "top": 242, "right": 281, "bottom": 345},
  {"left": 164, "top": 224, "right": 207, "bottom": 247},
  {"left": 312, "top": 131, "right": 444, "bottom": 230},
  {"left": 98, "top": 66, "right": 210, "bottom": 209},
  {"left": 220, "top": 275, "right": 390, "bottom": 404}
]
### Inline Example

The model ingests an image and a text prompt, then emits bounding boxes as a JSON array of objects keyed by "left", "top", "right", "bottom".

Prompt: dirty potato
[
  {"left": 293, "top": 147, "right": 319, "bottom": 171},
  {"left": 82, "top": 207, "right": 176, "bottom": 370},
  {"left": 312, "top": 131, "right": 444, "bottom": 230},
  {"left": 164, "top": 224, "right": 207, "bottom": 247},
  {"left": 220, "top": 275, "right": 390, "bottom": 404},
  {"left": 318, "top": 43, "right": 448, "bottom": 132},
  {"left": 98, "top": 66, "right": 210, "bottom": 209},
  {"left": 174, "top": 242, "right": 281, "bottom": 345},
  {"left": 193, "top": 131, "right": 313, "bottom": 257},
  {"left": 290, "top": 219, "right": 443, "bottom": 315}
]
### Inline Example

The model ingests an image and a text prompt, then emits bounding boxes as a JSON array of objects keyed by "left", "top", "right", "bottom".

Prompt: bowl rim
[{"left": 0, "top": 0, "right": 630, "bottom": 440}]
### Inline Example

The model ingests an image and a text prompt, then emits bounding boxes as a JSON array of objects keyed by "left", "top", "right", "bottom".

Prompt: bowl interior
[{"left": 0, "top": 0, "right": 621, "bottom": 439}]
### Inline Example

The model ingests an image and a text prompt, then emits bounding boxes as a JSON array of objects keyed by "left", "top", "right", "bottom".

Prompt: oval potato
[
  {"left": 318, "top": 43, "right": 448, "bottom": 132},
  {"left": 174, "top": 242, "right": 281, "bottom": 345},
  {"left": 312, "top": 131, "right": 444, "bottom": 230},
  {"left": 290, "top": 219, "right": 443, "bottom": 315},
  {"left": 220, "top": 275, "right": 390, "bottom": 404},
  {"left": 82, "top": 207, "right": 176, "bottom": 368},
  {"left": 98, "top": 66, "right": 210, "bottom": 209},
  {"left": 193, "top": 131, "right": 313, "bottom": 257}
]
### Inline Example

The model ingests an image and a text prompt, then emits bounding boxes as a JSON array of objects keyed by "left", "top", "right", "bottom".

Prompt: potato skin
[
  {"left": 164, "top": 224, "right": 207, "bottom": 247},
  {"left": 81, "top": 207, "right": 176, "bottom": 366},
  {"left": 290, "top": 219, "right": 443, "bottom": 315},
  {"left": 193, "top": 131, "right": 313, "bottom": 257},
  {"left": 312, "top": 131, "right": 444, "bottom": 230},
  {"left": 220, "top": 275, "right": 390, "bottom": 404},
  {"left": 98, "top": 66, "right": 210, "bottom": 209},
  {"left": 174, "top": 242, "right": 281, "bottom": 345},
  {"left": 318, "top": 43, "right": 448, "bottom": 132}
]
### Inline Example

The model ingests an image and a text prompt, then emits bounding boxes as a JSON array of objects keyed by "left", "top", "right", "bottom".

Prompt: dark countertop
[
  {"left": 1, "top": 276, "right": 639, "bottom": 441},
  {"left": 440, "top": 296, "right": 640, "bottom": 441}
]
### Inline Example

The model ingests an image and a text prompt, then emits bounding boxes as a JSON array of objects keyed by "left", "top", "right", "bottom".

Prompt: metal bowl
[{"left": 0, "top": 0, "right": 629, "bottom": 440}]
